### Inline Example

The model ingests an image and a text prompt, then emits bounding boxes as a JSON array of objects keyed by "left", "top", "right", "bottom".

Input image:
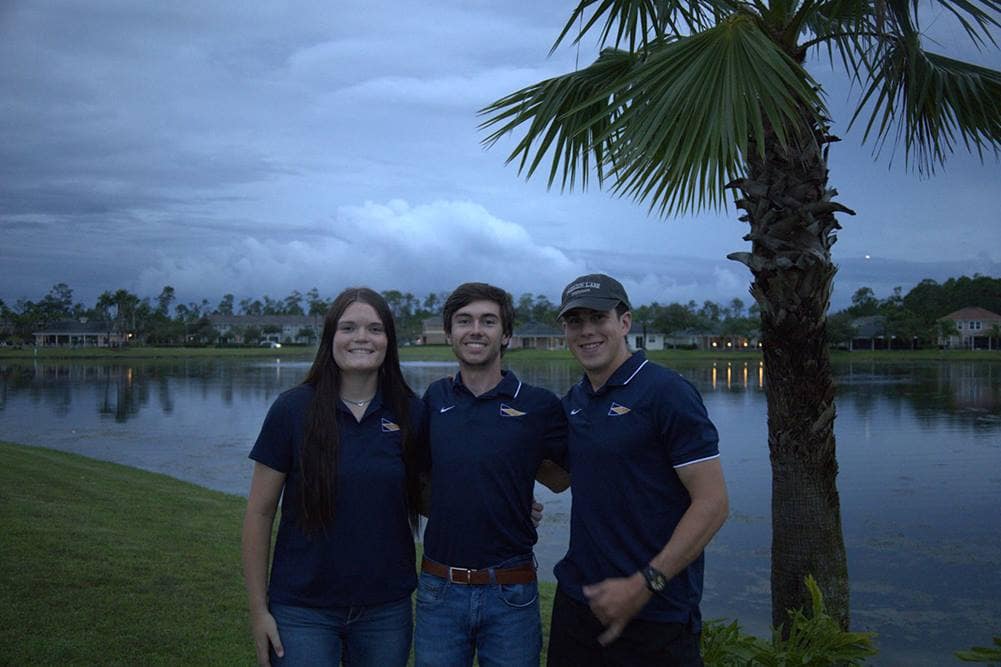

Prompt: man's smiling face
[
  {"left": 562, "top": 306, "right": 632, "bottom": 387},
  {"left": 448, "top": 299, "right": 509, "bottom": 370}
]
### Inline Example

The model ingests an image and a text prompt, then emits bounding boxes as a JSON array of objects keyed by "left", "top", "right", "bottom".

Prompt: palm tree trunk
[{"left": 727, "top": 107, "right": 853, "bottom": 631}]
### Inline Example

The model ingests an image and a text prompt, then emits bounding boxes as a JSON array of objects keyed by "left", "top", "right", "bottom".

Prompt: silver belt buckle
[{"left": 449, "top": 566, "right": 473, "bottom": 584}]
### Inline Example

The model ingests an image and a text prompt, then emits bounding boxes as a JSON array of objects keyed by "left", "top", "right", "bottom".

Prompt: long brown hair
[{"left": 299, "top": 287, "right": 420, "bottom": 535}]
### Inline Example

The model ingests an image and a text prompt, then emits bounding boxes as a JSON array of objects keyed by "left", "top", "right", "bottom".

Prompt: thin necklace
[{"left": 342, "top": 396, "right": 374, "bottom": 407}]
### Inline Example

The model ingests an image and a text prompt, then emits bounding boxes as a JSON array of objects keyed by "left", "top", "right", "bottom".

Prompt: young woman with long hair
[{"left": 241, "top": 287, "right": 423, "bottom": 666}]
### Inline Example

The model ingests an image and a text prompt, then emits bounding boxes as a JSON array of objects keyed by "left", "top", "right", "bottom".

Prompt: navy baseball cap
[{"left": 557, "top": 274, "right": 631, "bottom": 319}]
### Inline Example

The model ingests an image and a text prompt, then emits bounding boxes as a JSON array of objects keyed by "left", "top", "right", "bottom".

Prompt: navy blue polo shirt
[
  {"left": 421, "top": 370, "right": 567, "bottom": 569},
  {"left": 250, "top": 384, "right": 420, "bottom": 608},
  {"left": 554, "top": 351, "right": 719, "bottom": 628}
]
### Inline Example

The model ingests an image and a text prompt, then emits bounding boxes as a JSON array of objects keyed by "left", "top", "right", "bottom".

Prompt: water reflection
[
  {"left": 835, "top": 361, "right": 1001, "bottom": 434},
  {"left": 0, "top": 360, "right": 310, "bottom": 423},
  {"left": 686, "top": 360, "right": 768, "bottom": 393},
  {"left": 3, "top": 359, "right": 999, "bottom": 434}
]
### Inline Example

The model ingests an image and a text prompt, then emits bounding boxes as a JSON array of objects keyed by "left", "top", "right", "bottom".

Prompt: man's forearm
[
  {"left": 649, "top": 492, "right": 728, "bottom": 579},
  {"left": 647, "top": 458, "right": 729, "bottom": 580}
]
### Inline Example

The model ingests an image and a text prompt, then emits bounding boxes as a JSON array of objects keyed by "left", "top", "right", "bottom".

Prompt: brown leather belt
[{"left": 421, "top": 556, "right": 536, "bottom": 585}]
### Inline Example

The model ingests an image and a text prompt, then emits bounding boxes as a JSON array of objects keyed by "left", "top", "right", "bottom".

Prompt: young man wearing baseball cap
[{"left": 547, "top": 273, "right": 728, "bottom": 666}]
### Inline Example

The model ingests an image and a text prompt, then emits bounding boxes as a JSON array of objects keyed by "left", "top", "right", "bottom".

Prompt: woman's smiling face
[{"left": 332, "top": 301, "right": 388, "bottom": 375}]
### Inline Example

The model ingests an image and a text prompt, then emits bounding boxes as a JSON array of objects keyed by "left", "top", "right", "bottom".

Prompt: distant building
[
  {"left": 510, "top": 322, "right": 564, "bottom": 350},
  {"left": 937, "top": 307, "right": 1001, "bottom": 349},
  {"left": 33, "top": 320, "right": 125, "bottom": 347},
  {"left": 209, "top": 314, "right": 321, "bottom": 345},
  {"left": 628, "top": 322, "right": 668, "bottom": 351},
  {"left": 663, "top": 329, "right": 759, "bottom": 351},
  {"left": 418, "top": 316, "right": 446, "bottom": 345},
  {"left": 849, "top": 315, "right": 888, "bottom": 350},
  {"left": 664, "top": 329, "right": 707, "bottom": 349}
]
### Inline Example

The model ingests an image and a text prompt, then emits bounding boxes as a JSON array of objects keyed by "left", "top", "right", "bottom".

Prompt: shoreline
[{"left": 1, "top": 344, "right": 997, "bottom": 362}]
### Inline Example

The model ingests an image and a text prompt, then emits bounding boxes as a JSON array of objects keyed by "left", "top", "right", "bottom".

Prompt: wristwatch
[{"left": 641, "top": 565, "right": 668, "bottom": 593}]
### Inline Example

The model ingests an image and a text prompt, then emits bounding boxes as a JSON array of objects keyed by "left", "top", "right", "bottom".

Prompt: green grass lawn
[
  {"left": 0, "top": 441, "right": 557, "bottom": 665},
  {"left": 1, "top": 441, "right": 253, "bottom": 665}
]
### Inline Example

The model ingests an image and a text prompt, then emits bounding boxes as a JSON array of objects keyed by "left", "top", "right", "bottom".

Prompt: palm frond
[
  {"left": 552, "top": 0, "right": 724, "bottom": 53},
  {"left": 801, "top": 0, "right": 875, "bottom": 77},
  {"left": 479, "top": 48, "right": 639, "bottom": 191},
  {"left": 481, "top": 14, "right": 824, "bottom": 216},
  {"left": 850, "top": 33, "right": 1001, "bottom": 172},
  {"left": 599, "top": 14, "right": 825, "bottom": 213},
  {"left": 924, "top": 0, "right": 1000, "bottom": 48}
]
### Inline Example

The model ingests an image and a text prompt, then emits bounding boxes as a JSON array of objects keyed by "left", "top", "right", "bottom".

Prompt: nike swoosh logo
[
  {"left": 570, "top": 408, "right": 582, "bottom": 415},
  {"left": 440, "top": 405, "right": 456, "bottom": 413}
]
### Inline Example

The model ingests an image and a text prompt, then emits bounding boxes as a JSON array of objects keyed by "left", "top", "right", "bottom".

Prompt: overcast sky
[{"left": 3, "top": 1, "right": 999, "bottom": 312}]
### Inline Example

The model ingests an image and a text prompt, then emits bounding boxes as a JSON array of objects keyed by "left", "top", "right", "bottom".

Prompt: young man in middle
[{"left": 414, "top": 282, "right": 569, "bottom": 667}]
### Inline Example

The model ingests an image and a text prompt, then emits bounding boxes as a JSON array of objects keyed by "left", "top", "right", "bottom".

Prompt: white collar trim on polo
[{"left": 623, "top": 359, "right": 649, "bottom": 385}]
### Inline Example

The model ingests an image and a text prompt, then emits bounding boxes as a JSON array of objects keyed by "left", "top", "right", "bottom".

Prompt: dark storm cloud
[
  {"left": 0, "top": 3, "right": 300, "bottom": 229},
  {"left": 0, "top": 1, "right": 997, "bottom": 308}
]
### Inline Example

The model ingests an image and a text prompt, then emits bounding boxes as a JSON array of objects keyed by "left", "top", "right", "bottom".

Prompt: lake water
[{"left": 1, "top": 355, "right": 999, "bottom": 664}]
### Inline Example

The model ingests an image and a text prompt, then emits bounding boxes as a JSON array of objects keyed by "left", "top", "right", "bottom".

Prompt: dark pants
[{"left": 546, "top": 587, "right": 703, "bottom": 667}]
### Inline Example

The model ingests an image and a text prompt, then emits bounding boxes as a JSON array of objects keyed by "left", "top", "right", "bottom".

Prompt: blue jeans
[
  {"left": 269, "top": 595, "right": 412, "bottom": 666},
  {"left": 414, "top": 558, "right": 542, "bottom": 667}
]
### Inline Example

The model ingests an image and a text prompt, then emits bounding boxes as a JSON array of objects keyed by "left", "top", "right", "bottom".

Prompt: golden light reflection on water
[{"left": 709, "top": 361, "right": 766, "bottom": 391}]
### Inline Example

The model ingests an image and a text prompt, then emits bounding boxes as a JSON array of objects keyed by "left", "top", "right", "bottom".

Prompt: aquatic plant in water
[
  {"left": 956, "top": 635, "right": 1001, "bottom": 663},
  {"left": 702, "top": 575, "right": 877, "bottom": 665}
]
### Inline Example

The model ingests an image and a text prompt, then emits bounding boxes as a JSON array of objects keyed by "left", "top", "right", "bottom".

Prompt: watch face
[{"left": 645, "top": 566, "right": 667, "bottom": 591}]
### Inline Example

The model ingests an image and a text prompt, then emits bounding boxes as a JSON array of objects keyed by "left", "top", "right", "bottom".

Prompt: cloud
[
  {"left": 7, "top": 192, "right": 998, "bottom": 313},
  {"left": 333, "top": 66, "right": 561, "bottom": 110},
  {"left": 284, "top": 5, "right": 566, "bottom": 84},
  {"left": 134, "top": 199, "right": 586, "bottom": 302},
  {"left": 558, "top": 247, "right": 755, "bottom": 306},
  {"left": 2, "top": 1, "right": 997, "bottom": 312}
]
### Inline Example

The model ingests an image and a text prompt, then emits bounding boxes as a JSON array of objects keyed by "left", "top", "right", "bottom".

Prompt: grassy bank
[
  {"left": 1, "top": 441, "right": 253, "bottom": 664},
  {"left": 0, "top": 442, "right": 558, "bottom": 665}
]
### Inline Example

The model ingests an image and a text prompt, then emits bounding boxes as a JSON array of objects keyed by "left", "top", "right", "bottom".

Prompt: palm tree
[
  {"left": 111, "top": 289, "right": 141, "bottom": 340},
  {"left": 480, "top": 0, "right": 1001, "bottom": 629},
  {"left": 989, "top": 323, "right": 1001, "bottom": 350}
]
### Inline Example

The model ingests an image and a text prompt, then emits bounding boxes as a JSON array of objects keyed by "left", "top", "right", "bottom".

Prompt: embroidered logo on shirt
[
  {"left": 608, "top": 402, "right": 631, "bottom": 416},
  {"left": 381, "top": 418, "right": 400, "bottom": 432},
  {"left": 499, "top": 403, "right": 526, "bottom": 417},
  {"left": 570, "top": 408, "right": 583, "bottom": 415},
  {"left": 440, "top": 405, "right": 455, "bottom": 413}
]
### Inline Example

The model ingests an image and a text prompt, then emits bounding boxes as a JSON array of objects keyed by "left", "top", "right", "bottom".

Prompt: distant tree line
[
  {"left": 1, "top": 274, "right": 998, "bottom": 347},
  {"left": 826, "top": 274, "right": 1001, "bottom": 347},
  {"left": 0, "top": 283, "right": 762, "bottom": 347}
]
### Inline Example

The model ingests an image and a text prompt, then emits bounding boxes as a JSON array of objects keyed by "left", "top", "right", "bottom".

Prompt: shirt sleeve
[
  {"left": 658, "top": 376, "right": 720, "bottom": 467},
  {"left": 249, "top": 392, "right": 295, "bottom": 473}
]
